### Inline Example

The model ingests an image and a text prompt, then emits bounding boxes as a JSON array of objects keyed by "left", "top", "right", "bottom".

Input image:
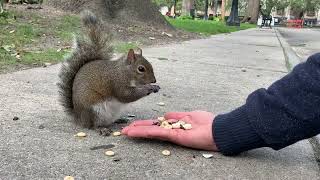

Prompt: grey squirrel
[{"left": 57, "top": 10, "right": 160, "bottom": 130}]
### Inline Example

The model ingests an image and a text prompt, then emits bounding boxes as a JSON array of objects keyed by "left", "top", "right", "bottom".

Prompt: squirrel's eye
[{"left": 138, "top": 66, "right": 146, "bottom": 73}]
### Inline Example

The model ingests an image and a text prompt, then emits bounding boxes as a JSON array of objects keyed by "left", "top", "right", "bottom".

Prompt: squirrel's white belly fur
[{"left": 92, "top": 99, "right": 125, "bottom": 127}]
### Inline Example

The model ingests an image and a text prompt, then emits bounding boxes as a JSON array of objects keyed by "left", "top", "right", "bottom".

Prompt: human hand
[{"left": 121, "top": 111, "right": 218, "bottom": 151}]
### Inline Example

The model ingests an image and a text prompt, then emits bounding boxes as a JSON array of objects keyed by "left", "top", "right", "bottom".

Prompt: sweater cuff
[{"left": 213, "top": 106, "right": 267, "bottom": 155}]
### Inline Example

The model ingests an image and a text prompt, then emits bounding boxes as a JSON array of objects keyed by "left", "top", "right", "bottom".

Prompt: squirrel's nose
[{"left": 152, "top": 79, "right": 156, "bottom": 83}]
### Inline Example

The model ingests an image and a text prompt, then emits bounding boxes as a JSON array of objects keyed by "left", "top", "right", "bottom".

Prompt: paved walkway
[
  {"left": 278, "top": 27, "right": 320, "bottom": 60},
  {"left": 0, "top": 28, "right": 318, "bottom": 179}
]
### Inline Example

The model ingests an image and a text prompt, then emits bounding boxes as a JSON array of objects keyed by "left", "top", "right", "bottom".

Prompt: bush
[{"left": 177, "top": 15, "right": 194, "bottom": 20}]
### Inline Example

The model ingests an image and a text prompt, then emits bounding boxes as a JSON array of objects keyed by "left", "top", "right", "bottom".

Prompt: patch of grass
[
  {"left": 0, "top": 49, "right": 17, "bottom": 66},
  {"left": 23, "top": 49, "right": 70, "bottom": 65},
  {"left": 54, "top": 15, "right": 81, "bottom": 41},
  {"left": 114, "top": 42, "right": 139, "bottom": 53},
  {"left": 166, "top": 18, "right": 256, "bottom": 35},
  {"left": 0, "top": 48, "right": 69, "bottom": 67},
  {"left": 0, "top": 13, "right": 43, "bottom": 49},
  {"left": 0, "top": 9, "right": 80, "bottom": 72}
]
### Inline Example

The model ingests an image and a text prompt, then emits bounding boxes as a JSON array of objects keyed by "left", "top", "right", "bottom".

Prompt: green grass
[
  {"left": 0, "top": 48, "right": 69, "bottom": 67},
  {"left": 167, "top": 18, "right": 256, "bottom": 35},
  {"left": 114, "top": 42, "right": 139, "bottom": 53},
  {"left": 54, "top": 15, "right": 81, "bottom": 41},
  {"left": 23, "top": 49, "right": 70, "bottom": 64},
  {"left": 0, "top": 10, "right": 79, "bottom": 71}
]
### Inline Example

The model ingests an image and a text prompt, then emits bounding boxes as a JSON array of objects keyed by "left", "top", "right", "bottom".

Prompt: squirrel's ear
[
  {"left": 135, "top": 48, "right": 142, "bottom": 55},
  {"left": 127, "top": 49, "right": 136, "bottom": 64}
]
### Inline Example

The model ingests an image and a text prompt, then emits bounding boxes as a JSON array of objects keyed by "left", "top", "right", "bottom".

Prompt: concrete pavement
[
  {"left": 277, "top": 28, "right": 320, "bottom": 60},
  {"left": 276, "top": 27, "right": 320, "bottom": 165},
  {"left": 0, "top": 28, "right": 319, "bottom": 179}
]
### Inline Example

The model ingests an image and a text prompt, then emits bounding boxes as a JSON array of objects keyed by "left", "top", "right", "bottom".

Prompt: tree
[
  {"left": 247, "top": 0, "right": 260, "bottom": 23},
  {"left": 0, "top": 0, "right": 4, "bottom": 14},
  {"left": 226, "top": 0, "right": 240, "bottom": 26},
  {"left": 182, "top": 0, "right": 195, "bottom": 17},
  {"left": 221, "top": 0, "right": 226, "bottom": 20},
  {"left": 213, "top": 0, "right": 218, "bottom": 15},
  {"left": 290, "top": 0, "right": 320, "bottom": 18},
  {"left": 226, "top": 0, "right": 247, "bottom": 15},
  {"left": 153, "top": 0, "right": 173, "bottom": 6},
  {"left": 260, "top": 0, "right": 289, "bottom": 16},
  {"left": 204, "top": 0, "right": 209, "bottom": 19}
]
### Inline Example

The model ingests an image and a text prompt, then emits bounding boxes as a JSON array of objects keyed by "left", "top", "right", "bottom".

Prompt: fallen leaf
[
  {"left": 162, "top": 32, "right": 173, "bottom": 37},
  {"left": 2, "top": 44, "right": 14, "bottom": 52}
]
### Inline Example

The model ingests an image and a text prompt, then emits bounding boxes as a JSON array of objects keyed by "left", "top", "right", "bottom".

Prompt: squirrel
[{"left": 57, "top": 10, "right": 160, "bottom": 131}]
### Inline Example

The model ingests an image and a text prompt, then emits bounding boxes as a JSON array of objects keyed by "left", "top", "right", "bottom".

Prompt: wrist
[{"left": 212, "top": 106, "right": 267, "bottom": 155}]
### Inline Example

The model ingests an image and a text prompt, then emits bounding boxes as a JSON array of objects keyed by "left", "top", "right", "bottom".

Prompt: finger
[
  {"left": 121, "top": 126, "right": 131, "bottom": 135},
  {"left": 128, "top": 120, "right": 156, "bottom": 127},
  {"left": 164, "top": 112, "right": 191, "bottom": 120},
  {"left": 125, "top": 126, "right": 172, "bottom": 140},
  {"left": 122, "top": 120, "right": 156, "bottom": 135}
]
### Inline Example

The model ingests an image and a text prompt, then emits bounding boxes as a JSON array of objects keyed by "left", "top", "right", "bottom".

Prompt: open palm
[{"left": 122, "top": 111, "right": 218, "bottom": 151}]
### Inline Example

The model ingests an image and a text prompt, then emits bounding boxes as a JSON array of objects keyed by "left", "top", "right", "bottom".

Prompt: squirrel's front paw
[
  {"left": 151, "top": 85, "right": 160, "bottom": 93},
  {"left": 145, "top": 84, "right": 160, "bottom": 95}
]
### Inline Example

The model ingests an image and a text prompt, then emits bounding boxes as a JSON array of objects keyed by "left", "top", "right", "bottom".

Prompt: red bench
[{"left": 287, "top": 19, "right": 304, "bottom": 28}]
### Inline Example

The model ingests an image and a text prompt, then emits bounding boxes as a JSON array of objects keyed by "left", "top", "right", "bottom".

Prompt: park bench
[{"left": 287, "top": 19, "right": 304, "bottom": 28}]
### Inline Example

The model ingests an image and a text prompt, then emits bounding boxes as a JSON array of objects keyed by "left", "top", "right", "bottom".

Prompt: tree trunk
[
  {"left": 46, "top": 0, "right": 173, "bottom": 29},
  {"left": 221, "top": 0, "right": 226, "bottom": 21},
  {"left": 241, "top": 0, "right": 254, "bottom": 23},
  {"left": 182, "top": 0, "right": 195, "bottom": 17},
  {"left": 173, "top": 0, "right": 177, "bottom": 16},
  {"left": 248, "top": 0, "right": 260, "bottom": 24},
  {"left": 0, "top": 0, "right": 4, "bottom": 14},
  {"left": 182, "top": 0, "right": 190, "bottom": 16},
  {"left": 204, "top": 0, "right": 209, "bottom": 20},
  {"left": 226, "top": 0, "right": 240, "bottom": 26},
  {"left": 213, "top": 0, "right": 218, "bottom": 16}
]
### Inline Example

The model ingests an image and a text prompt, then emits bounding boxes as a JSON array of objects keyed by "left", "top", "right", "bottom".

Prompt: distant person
[{"left": 122, "top": 53, "right": 320, "bottom": 155}]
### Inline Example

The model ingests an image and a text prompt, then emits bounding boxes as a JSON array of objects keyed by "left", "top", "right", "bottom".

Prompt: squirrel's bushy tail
[{"left": 57, "top": 10, "right": 113, "bottom": 115}]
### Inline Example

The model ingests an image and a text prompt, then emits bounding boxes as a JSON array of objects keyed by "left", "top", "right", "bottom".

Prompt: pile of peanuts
[{"left": 154, "top": 117, "right": 192, "bottom": 130}]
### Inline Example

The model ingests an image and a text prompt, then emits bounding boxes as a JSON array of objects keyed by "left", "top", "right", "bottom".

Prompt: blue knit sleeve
[{"left": 213, "top": 53, "right": 320, "bottom": 155}]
